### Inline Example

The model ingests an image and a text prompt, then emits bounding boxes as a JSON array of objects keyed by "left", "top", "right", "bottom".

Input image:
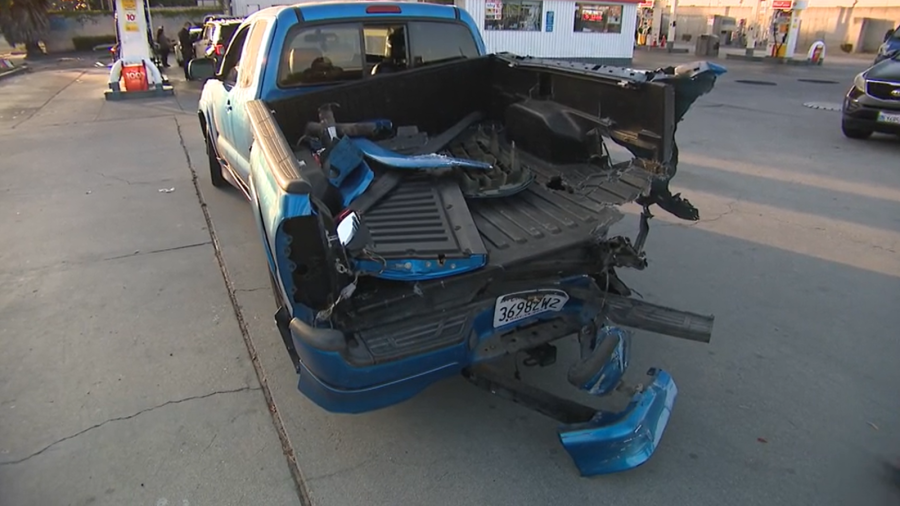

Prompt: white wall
[
  {"left": 674, "top": 0, "right": 898, "bottom": 7},
  {"left": 461, "top": 0, "right": 637, "bottom": 59}
]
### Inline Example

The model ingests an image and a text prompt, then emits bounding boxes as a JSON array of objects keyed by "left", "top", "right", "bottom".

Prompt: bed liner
[{"left": 359, "top": 129, "right": 654, "bottom": 271}]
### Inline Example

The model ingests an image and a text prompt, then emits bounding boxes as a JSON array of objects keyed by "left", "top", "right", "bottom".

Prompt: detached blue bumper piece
[{"left": 558, "top": 368, "right": 677, "bottom": 476}]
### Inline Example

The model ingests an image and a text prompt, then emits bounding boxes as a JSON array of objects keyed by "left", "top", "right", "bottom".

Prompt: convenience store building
[{"left": 428, "top": 0, "right": 641, "bottom": 64}]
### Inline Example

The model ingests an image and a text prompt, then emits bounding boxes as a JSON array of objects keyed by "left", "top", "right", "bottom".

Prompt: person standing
[
  {"left": 178, "top": 22, "right": 194, "bottom": 79},
  {"left": 156, "top": 26, "right": 171, "bottom": 68}
]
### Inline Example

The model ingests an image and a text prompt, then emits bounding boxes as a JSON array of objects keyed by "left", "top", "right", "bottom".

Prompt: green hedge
[{"left": 72, "top": 34, "right": 117, "bottom": 51}]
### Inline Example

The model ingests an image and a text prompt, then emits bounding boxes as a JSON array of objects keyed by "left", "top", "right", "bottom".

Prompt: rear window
[
  {"left": 278, "top": 24, "right": 364, "bottom": 86},
  {"left": 278, "top": 21, "right": 479, "bottom": 87}
]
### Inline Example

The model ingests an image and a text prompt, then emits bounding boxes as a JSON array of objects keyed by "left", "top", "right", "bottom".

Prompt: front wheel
[
  {"left": 206, "top": 130, "right": 228, "bottom": 187},
  {"left": 841, "top": 120, "right": 872, "bottom": 140}
]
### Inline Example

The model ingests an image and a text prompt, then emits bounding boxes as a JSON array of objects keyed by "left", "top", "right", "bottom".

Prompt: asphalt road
[{"left": 1, "top": 53, "right": 898, "bottom": 506}]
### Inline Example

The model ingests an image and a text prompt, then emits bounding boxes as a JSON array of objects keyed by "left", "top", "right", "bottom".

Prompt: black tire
[
  {"left": 206, "top": 129, "right": 228, "bottom": 187},
  {"left": 842, "top": 121, "right": 872, "bottom": 140}
]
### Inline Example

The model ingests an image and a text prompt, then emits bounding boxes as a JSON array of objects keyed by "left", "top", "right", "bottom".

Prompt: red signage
[
  {"left": 772, "top": 0, "right": 793, "bottom": 9},
  {"left": 582, "top": 12, "right": 603, "bottom": 22}
]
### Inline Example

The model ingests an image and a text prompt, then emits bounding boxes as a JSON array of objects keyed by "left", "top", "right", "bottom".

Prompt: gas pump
[
  {"left": 767, "top": 0, "right": 805, "bottom": 59},
  {"left": 636, "top": 1, "right": 655, "bottom": 46},
  {"left": 768, "top": 9, "right": 791, "bottom": 57},
  {"left": 105, "top": 0, "right": 174, "bottom": 100}
]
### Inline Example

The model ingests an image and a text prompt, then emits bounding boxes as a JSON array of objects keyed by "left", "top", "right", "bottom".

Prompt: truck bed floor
[{"left": 363, "top": 128, "right": 654, "bottom": 270}]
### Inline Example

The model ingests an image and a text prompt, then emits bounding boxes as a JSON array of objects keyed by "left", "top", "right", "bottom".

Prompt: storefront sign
[
  {"left": 485, "top": 1, "right": 502, "bottom": 20},
  {"left": 545, "top": 11, "right": 554, "bottom": 32},
  {"left": 115, "top": 0, "right": 151, "bottom": 61},
  {"left": 772, "top": 0, "right": 793, "bottom": 10}
]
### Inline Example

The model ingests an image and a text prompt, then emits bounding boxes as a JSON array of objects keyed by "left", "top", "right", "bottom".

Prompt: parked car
[
  {"left": 842, "top": 51, "right": 900, "bottom": 139},
  {"left": 874, "top": 26, "right": 900, "bottom": 64},
  {"left": 192, "top": 16, "right": 243, "bottom": 68},
  {"left": 190, "top": 2, "right": 723, "bottom": 477},
  {"left": 175, "top": 25, "right": 203, "bottom": 66}
]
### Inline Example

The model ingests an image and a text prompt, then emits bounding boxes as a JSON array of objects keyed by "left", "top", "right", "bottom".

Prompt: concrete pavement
[
  {"left": 1, "top": 53, "right": 899, "bottom": 506},
  {"left": 0, "top": 69, "right": 300, "bottom": 506}
]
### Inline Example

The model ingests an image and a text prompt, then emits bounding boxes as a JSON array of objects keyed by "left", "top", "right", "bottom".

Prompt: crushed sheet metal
[{"left": 803, "top": 102, "right": 842, "bottom": 111}]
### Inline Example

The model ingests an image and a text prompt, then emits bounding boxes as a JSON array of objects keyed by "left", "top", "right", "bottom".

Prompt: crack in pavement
[
  {"left": 12, "top": 70, "right": 87, "bottom": 129},
  {"left": 0, "top": 241, "right": 213, "bottom": 279},
  {"left": 234, "top": 286, "right": 269, "bottom": 294},
  {"left": 94, "top": 171, "right": 177, "bottom": 186},
  {"left": 174, "top": 115, "right": 313, "bottom": 506},
  {"left": 0, "top": 386, "right": 258, "bottom": 466},
  {"left": 102, "top": 241, "right": 212, "bottom": 261}
]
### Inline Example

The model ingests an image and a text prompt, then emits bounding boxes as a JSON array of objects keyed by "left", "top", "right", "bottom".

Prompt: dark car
[
  {"left": 192, "top": 16, "right": 243, "bottom": 67},
  {"left": 874, "top": 26, "right": 900, "bottom": 64},
  {"left": 841, "top": 52, "right": 900, "bottom": 139}
]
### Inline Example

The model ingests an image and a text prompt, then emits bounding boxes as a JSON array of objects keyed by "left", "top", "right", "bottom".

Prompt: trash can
[{"left": 695, "top": 34, "right": 721, "bottom": 57}]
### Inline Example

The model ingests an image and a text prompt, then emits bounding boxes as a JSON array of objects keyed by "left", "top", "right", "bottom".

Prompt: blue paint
[
  {"left": 353, "top": 254, "right": 487, "bottom": 281},
  {"left": 350, "top": 137, "right": 493, "bottom": 171},
  {"left": 574, "top": 325, "right": 631, "bottom": 396},
  {"left": 545, "top": 11, "right": 554, "bottom": 32},
  {"left": 558, "top": 369, "right": 678, "bottom": 476}
]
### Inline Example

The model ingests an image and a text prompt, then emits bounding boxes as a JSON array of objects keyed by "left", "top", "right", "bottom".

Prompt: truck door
[
  {"left": 209, "top": 25, "right": 249, "bottom": 184},
  {"left": 224, "top": 18, "right": 272, "bottom": 184}
]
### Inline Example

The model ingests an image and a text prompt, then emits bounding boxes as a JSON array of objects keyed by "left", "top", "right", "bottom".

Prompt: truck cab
[{"left": 194, "top": 2, "right": 485, "bottom": 192}]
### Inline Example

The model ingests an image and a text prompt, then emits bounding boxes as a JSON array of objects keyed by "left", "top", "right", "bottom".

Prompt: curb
[
  {"left": 634, "top": 46, "right": 691, "bottom": 54},
  {"left": 0, "top": 63, "right": 30, "bottom": 81},
  {"left": 725, "top": 53, "right": 823, "bottom": 66}
]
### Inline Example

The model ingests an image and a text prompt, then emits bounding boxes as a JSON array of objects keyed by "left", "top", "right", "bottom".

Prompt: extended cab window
[
  {"left": 278, "top": 21, "right": 479, "bottom": 87},
  {"left": 238, "top": 20, "right": 269, "bottom": 88},
  {"left": 407, "top": 21, "right": 479, "bottom": 66}
]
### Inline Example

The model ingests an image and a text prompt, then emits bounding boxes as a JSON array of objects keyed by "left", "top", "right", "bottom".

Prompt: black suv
[
  {"left": 193, "top": 16, "right": 243, "bottom": 67},
  {"left": 841, "top": 52, "right": 900, "bottom": 139}
]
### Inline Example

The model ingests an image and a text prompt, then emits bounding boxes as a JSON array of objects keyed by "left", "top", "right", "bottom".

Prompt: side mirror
[
  {"left": 336, "top": 211, "right": 360, "bottom": 246},
  {"left": 188, "top": 57, "right": 217, "bottom": 81},
  {"left": 335, "top": 211, "right": 370, "bottom": 252}
]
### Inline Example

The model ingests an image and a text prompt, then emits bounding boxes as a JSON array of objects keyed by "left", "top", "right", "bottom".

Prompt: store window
[
  {"left": 484, "top": 0, "right": 543, "bottom": 32},
  {"left": 573, "top": 3, "right": 623, "bottom": 33}
]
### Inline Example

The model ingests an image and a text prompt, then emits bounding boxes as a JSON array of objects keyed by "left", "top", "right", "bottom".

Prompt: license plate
[
  {"left": 877, "top": 111, "right": 900, "bottom": 125},
  {"left": 492, "top": 289, "right": 569, "bottom": 328}
]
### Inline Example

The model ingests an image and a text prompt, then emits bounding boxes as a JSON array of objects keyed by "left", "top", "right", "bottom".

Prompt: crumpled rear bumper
[{"left": 558, "top": 368, "right": 677, "bottom": 476}]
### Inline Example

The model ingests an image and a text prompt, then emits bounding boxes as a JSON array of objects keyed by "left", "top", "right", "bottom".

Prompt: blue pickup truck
[{"left": 190, "top": 1, "right": 724, "bottom": 476}]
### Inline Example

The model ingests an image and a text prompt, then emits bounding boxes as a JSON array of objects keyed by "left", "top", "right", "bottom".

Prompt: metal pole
[
  {"left": 745, "top": 0, "right": 760, "bottom": 56},
  {"left": 666, "top": 0, "right": 678, "bottom": 51}
]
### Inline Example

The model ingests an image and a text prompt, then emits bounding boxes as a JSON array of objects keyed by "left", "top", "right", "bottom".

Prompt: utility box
[{"left": 695, "top": 34, "right": 721, "bottom": 56}]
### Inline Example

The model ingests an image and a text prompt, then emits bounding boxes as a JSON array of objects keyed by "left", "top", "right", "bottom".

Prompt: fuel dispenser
[
  {"left": 105, "top": 0, "right": 174, "bottom": 100},
  {"left": 767, "top": 0, "right": 805, "bottom": 59},
  {"left": 768, "top": 9, "right": 791, "bottom": 57}
]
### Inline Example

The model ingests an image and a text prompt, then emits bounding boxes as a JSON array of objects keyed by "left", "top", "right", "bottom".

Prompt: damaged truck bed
[
  {"left": 196, "top": 5, "right": 725, "bottom": 473},
  {"left": 240, "top": 53, "right": 722, "bottom": 476}
]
